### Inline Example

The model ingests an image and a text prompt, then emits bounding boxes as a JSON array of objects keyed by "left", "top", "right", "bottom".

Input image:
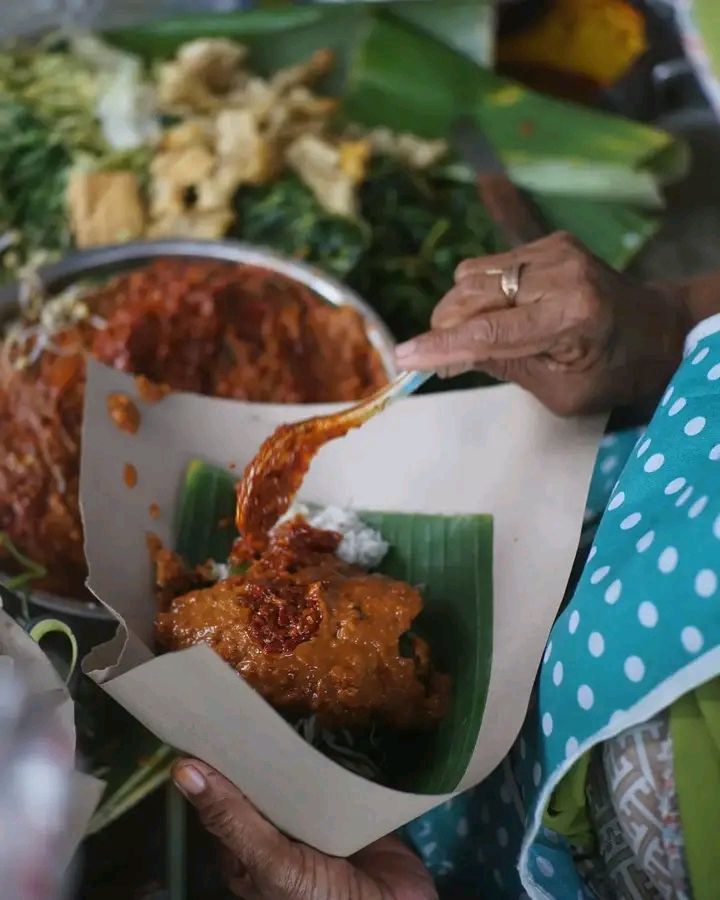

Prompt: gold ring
[{"left": 486, "top": 263, "right": 523, "bottom": 303}]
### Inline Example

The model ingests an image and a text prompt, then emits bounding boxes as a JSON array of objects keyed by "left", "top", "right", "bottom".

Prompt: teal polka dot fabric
[{"left": 407, "top": 326, "right": 720, "bottom": 899}]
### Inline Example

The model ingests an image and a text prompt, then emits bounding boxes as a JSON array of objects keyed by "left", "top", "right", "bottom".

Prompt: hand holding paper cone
[
  {"left": 172, "top": 759, "right": 439, "bottom": 900},
  {"left": 81, "top": 357, "right": 602, "bottom": 855}
]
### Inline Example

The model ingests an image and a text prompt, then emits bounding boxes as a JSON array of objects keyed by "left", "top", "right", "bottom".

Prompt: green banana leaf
[
  {"left": 345, "top": 15, "right": 687, "bottom": 190},
  {"left": 174, "top": 460, "right": 493, "bottom": 794},
  {"left": 107, "top": 1, "right": 493, "bottom": 91}
]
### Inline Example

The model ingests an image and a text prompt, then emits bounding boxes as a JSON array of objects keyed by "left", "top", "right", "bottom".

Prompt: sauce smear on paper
[{"left": 107, "top": 393, "right": 140, "bottom": 434}]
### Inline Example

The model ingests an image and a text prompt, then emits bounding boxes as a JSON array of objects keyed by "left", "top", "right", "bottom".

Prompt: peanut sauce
[
  {"left": 106, "top": 393, "right": 140, "bottom": 435},
  {"left": 235, "top": 413, "right": 355, "bottom": 558}
]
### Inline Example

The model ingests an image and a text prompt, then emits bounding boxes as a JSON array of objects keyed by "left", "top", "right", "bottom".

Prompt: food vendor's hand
[
  {"left": 172, "top": 759, "right": 438, "bottom": 900},
  {"left": 395, "top": 231, "right": 689, "bottom": 416}
]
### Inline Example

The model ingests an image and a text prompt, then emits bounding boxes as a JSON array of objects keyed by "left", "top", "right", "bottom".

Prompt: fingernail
[{"left": 173, "top": 764, "right": 207, "bottom": 797}]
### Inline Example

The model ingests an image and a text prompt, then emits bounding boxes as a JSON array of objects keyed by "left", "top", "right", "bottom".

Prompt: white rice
[{"left": 276, "top": 503, "right": 388, "bottom": 568}]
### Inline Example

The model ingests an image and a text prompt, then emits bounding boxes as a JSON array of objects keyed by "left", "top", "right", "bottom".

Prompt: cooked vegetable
[
  {"left": 235, "top": 156, "right": 503, "bottom": 341},
  {"left": 0, "top": 99, "right": 72, "bottom": 278}
]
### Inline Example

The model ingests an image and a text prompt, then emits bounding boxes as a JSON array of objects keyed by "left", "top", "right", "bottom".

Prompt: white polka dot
[
  {"left": 601, "top": 455, "right": 618, "bottom": 474},
  {"left": 493, "top": 870, "right": 503, "bottom": 888},
  {"left": 636, "top": 530, "right": 655, "bottom": 553},
  {"left": 568, "top": 610, "right": 580, "bottom": 634},
  {"left": 588, "top": 632, "right": 605, "bottom": 657},
  {"left": 676, "top": 486, "right": 694, "bottom": 507},
  {"left": 500, "top": 782, "right": 512, "bottom": 804},
  {"left": 695, "top": 569, "right": 717, "bottom": 598},
  {"left": 644, "top": 453, "right": 665, "bottom": 473},
  {"left": 608, "top": 491, "right": 625, "bottom": 511},
  {"left": 532, "top": 762, "right": 542, "bottom": 786},
  {"left": 681, "top": 626, "right": 704, "bottom": 654},
  {"left": 536, "top": 856, "right": 555, "bottom": 878},
  {"left": 665, "top": 476, "right": 686, "bottom": 495},
  {"left": 692, "top": 347, "right": 709, "bottom": 364},
  {"left": 636, "top": 438, "right": 651, "bottom": 458},
  {"left": 601, "top": 434, "right": 617, "bottom": 448},
  {"left": 588, "top": 545, "right": 597, "bottom": 561},
  {"left": 684, "top": 416, "right": 706, "bottom": 436},
  {"left": 604, "top": 579, "right": 622, "bottom": 605},
  {"left": 497, "top": 827, "right": 509, "bottom": 847},
  {"left": 456, "top": 817, "right": 468, "bottom": 837},
  {"left": 710, "top": 444, "right": 720, "bottom": 461},
  {"left": 658, "top": 546, "right": 679, "bottom": 573},
  {"left": 542, "top": 713, "right": 553, "bottom": 736},
  {"left": 620, "top": 512, "right": 642, "bottom": 530},
  {"left": 578, "top": 684, "right": 594, "bottom": 709},
  {"left": 543, "top": 641, "right": 552, "bottom": 664},
  {"left": 713, "top": 514, "right": 720, "bottom": 540},
  {"left": 565, "top": 737, "right": 579, "bottom": 757},
  {"left": 708, "top": 363, "right": 720, "bottom": 381},
  {"left": 688, "top": 496, "right": 708, "bottom": 519},
  {"left": 638, "top": 601, "right": 658, "bottom": 628},
  {"left": 590, "top": 565, "right": 610, "bottom": 585},
  {"left": 552, "top": 661, "right": 564, "bottom": 686},
  {"left": 423, "top": 841, "right": 437, "bottom": 856},
  {"left": 668, "top": 397, "right": 687, "bottom": 416},
  {"left": 661, "top": 386, "right": 673, "bottom": 406},
  {"left": 609, "top": 710, "right": 625, "bottom": 728},
  {"left": 624, "top": 656, "right": 645, "bottom": 682}
]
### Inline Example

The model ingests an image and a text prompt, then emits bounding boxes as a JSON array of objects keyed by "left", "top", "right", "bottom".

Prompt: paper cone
[{"left": 81, "top": 359, "right": 603, "bottom": 855}]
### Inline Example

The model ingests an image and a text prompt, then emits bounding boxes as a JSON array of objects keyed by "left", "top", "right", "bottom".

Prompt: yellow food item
[
  {"left": 498, "top": 0, "right": 646, "bottom": 87},
  {"left": 66, "top": 170, "right": 145, "bottom": 247}
]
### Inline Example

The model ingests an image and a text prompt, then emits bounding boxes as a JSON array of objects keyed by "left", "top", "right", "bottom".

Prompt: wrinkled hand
[
  {"left": 396, "top": 231, "right": 689, "bottom": 416},
  {"left": 172, "top": 760, "right": 438, "bottom": 900}
]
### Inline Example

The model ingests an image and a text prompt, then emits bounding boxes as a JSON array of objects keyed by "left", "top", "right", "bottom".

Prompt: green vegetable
[
  {"left": 0, "top": 529, "right": 48, "bottom": 591},
  {"left": 0, "top": 40, "right": 105, "bottom": 157},
  {"left": 235, "top": 157, "right": 503, "bottom": 343},
  {"left": 0, "top": 99, "right": 72, "bottom": 278},
  {"left": 174, "top": 460, "right": 493, "bottom": 794}
]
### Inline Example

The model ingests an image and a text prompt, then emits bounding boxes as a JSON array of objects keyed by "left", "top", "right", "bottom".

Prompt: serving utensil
[
  {"left": 236, "top": 369, "right": 432, "bottom": 546},
  {"left": 452, "top": 116, "right": 549, "bottom": 248}
]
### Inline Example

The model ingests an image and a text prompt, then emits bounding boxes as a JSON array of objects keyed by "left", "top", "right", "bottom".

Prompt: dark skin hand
[
  {"left": 395, "top": 231, "right": 708, "bottom": 417},
  {"left": 172, "top": 760, "right": 438, "bottom": 900}
]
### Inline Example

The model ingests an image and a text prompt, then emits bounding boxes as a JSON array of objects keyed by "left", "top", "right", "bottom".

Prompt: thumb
[{"left": 172, "top": 759, "right": 303, "bottom": 897}]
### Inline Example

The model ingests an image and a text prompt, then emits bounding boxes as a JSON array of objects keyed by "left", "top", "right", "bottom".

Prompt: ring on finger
[{"left": 485, "top": 262, "right": 523, "bottom": 304}]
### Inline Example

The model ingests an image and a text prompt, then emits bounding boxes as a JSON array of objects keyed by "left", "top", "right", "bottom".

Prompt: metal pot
[{"left": 1, "top": 238, "right": 398, "bottom": 622}]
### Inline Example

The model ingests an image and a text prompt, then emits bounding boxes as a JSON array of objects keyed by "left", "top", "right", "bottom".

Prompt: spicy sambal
[
  {"left": 0, "top": 258, "right": 387, "bottom": 595},
  {"left": 155, "top": 517, "right": 449, "bottom": 731}
]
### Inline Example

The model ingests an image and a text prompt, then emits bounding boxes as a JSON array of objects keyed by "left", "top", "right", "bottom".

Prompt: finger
[
  {"left": 353, "top": 836, "right": 438, "bottom": 900},
  {"left": 431, "top": 280, "right": 507, "bottom": 330},
  {"left": 454, "top": 231, "right": 572, "bottom": 282},
  {"left": 173, "top": 760, "right": 301, "bottom": 898},
  {"left": 396, "top": 301, "right": 566, "bottom": 370},
  {"left": 436, "top": 361, "right": 475, "bottom": 379}
]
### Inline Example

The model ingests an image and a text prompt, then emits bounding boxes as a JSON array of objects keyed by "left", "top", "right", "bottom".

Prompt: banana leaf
[
  {"left": 106, "top": 0, "right": 493, "bottom": 90},
  {"left": 346, "top": 15, "right": 688, "bottom": 191},
  {"left": 174, "top": 460, "right": 493, "bottom": 794}
]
